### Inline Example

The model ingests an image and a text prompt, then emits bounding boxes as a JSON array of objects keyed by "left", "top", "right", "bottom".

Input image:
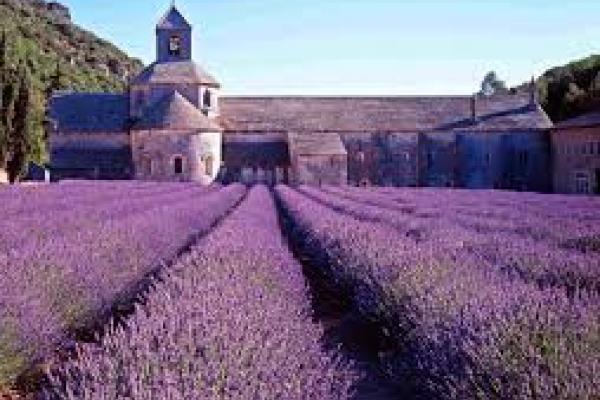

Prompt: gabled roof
[
  {"left": 51, "top": 147, "right": 132, "bottom": 170},
  {"left": 49, "top": 92, "right": 129, "bottom": 133},
  {"left": 156, "top": 5, "right": 191, "bottom": 30},
  {"left": 219, "top": 94, "right": 553, "bottom": 134},
  {"left": 134, "top": 91, "right": 221, "bottom": 131},
  {"left": 554, "top": 111, "right": 600, "bottom": 130},
  {"left": 131, "top": 61, "right": 220, "bottom": 87},
  {"left": 289, "top": 132, "right": 347, "bottom": 156}
]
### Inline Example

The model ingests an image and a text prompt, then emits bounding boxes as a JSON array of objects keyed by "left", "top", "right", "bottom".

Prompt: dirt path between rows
[{"left": 274, "top": 190, "right": 405, "bottom": 400}]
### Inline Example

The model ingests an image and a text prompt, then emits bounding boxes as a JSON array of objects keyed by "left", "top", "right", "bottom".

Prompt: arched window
[
  {"left": 204, "top": 154, "right": 214, "bottom": 176},
  {"left": 140, "top": 154, "right": 152, "bottom": 176},
  {"left": 169, "top": 35, "right": 181, "bottom": 56},
  {"left": 136, "top": 91, "right": 145, "bottom": 106},
  {"left": 203, "top": 89, "right": 212, "bottom": 108},
  {"left": 575, "top": 172, "right": 590, "bottom": 194},
  {"left": 174, "top": 156, "right": 184, "bottom": 175}
]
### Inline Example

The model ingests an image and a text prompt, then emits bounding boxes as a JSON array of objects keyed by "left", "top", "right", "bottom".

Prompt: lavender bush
[
  {"left": 0, "top": 183, "right": 244, "bottom": 388},
  {"left": 45, "top": 186, "right": 357, "bottom": 400},
  {"left": 301, "top": 186, "right": 600, "bottom": 293},
  {"left": 276, "top": 185, "right": 600, "bottom": 399}
]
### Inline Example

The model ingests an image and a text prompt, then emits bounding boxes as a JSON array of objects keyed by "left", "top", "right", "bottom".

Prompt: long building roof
[
  {"left": 219, "top": 95, "right": 553, "bottom": 133},
  {"left": 49, "top": 92, "right": 553, "bottom": 134},
  {"left": 554, "top": 111, "right": 600, "bottom": 130},
  {"left": 49, "top": 92, "right": 129, "bottom": 133}
]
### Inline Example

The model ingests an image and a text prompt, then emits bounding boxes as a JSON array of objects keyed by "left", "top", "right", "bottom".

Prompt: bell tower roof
[
  {"left": 155, "top": 4, "right": 193, "bottom": 62},
  {"left": 156, "top": 5, "right": 191, "bottom": 30}
]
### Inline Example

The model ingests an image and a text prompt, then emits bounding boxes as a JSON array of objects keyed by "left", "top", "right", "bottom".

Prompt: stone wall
[
  {"left": 552, "top": 126, "right": 600, "bottom": 194},
  {"left": 337, "top": 130, "right": 550, "bottom": 191},
  {"left": 156, "top": 27, "right": 192, "bottom": 63},
  {"left": 131, "top": 129, "right": 221, "bottom": 184},
  {"left": 292, "top": 154, "right": 347, "bottom": 186}
]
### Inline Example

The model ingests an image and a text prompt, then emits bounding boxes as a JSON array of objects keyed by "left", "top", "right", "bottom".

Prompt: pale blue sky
[{"left": 59, "top": 0, "right": 600, "bottom": 95}]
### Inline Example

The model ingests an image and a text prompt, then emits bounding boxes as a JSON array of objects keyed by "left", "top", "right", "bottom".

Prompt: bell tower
[{"left": 156, "top": 4, "right": 192, "bottom": 63}]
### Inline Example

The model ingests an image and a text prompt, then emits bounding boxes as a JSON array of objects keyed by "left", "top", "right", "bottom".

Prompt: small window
[
  {"left": 169, "top": 36, "right": 181, "bottom": 56},
  {"left": 427, "top": 152, "right": 434, "bottom": 168},
  {"left": 575, "top": 172, "right": 591, "bottom": 194},
  {"left": 204, "top": 154, "right": 214, "bottom": 176},
  {"left": 174, "top": 156, "right": 184, "bottom": 175},
  {"left": 485, "top": 152, "right": 492, "bottom": 167},
  {"left": 203, "top": 90, "right": 212, "bottom": 108},
  {"left": 356, "top": 151, "right": 365, "bottom": 163},
  {"left": 519, "top": 150, "right": 529, "bottom": 167},
  {"left": 141, "top": 155, "right": 152, "bottom": 176}
]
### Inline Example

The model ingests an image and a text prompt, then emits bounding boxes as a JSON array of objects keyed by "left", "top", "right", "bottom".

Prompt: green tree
[
  {"left": 1, "top": 28, "right": 14, "bottom": 169},
  {"left": 6, "top": 61, "right": 32, "bottom": 183},
  {"left": 480, "top": 71, "right": 508, "bottom": 96}
]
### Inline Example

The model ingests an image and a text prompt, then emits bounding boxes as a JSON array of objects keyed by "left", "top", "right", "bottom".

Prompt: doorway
[{"left": 595, "top": 169, "right": 600, "bottom": 194}]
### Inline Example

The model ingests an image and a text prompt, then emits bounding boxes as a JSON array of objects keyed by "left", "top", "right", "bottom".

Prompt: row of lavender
[
  {"left": 301, "top": 185, "right": 600, "bottom": 293},
  {"left": 45, "top": 186, "right": 357, "bottom": 399},
  {"left": 0, "top": 183, "right": 245, "bottom": 389},
  {"left": 276, "top": 186, "right": 600, "bottom": 399}
]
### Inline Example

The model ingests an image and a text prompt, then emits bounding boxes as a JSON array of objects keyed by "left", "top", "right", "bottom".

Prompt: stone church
[{"left": 48, "top": 5, "right": 554, "bottom": 190}]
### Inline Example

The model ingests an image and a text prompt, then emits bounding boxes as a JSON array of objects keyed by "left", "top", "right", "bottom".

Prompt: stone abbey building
[{"left": 49, "top": 5, "right": 554, "bottom": 190}]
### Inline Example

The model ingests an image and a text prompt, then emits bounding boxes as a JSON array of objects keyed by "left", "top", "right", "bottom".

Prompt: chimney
[
  {"left": 529, "top": 76, "right": 537, "bottom": 107},
  {"left": 471, "top": 95, "right": 477, "bottom": 121}
]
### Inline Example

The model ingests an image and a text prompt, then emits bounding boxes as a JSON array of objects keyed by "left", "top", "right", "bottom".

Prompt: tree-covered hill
[
  {"left": 0, "top": 0, "right": 143, "bottom": 92},
  {"left": 0, "top": 0, "right": 143, "bottom": 174},
  {"left": 516, "top": 54, "right": 600, "bottom": 123}
]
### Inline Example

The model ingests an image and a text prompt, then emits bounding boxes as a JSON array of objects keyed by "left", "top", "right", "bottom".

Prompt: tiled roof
[
  {"left": 51, "top": 147, "right": 131, "bottom": 170},
  {"left": 156, "top": 6, "right": 191, "bottom": 30},
  {"left": 289, "top": 132, "right": 347, "bottom": 156},
  {"left": 134, "top": 91, "right": 222, "bottom": 131},
  {"left": 131, "top": 61, "right": 220, "bottom": 87},
  {"left": 223, "top": 140, "right": 290, "bottom": 167},
  {"left": 219, "top": 95, "right": 553, "bottom": 133},
  {"left": 554, "top": 111, "right": 600, "bottom": 129},
  {"left": 49, "top": 92, "right": 129, "bottom": 133}
]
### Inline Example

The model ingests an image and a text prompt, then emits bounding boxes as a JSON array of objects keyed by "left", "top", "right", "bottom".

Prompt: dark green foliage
[
  {"left": 515, "top": 55, "right": 600, "bottom": 122},
  {"left": 0, "top": 0, "right": 143, "bottom": 168},
  {"left": 480, "top": 71, "right": 508, "bottom": 96},
  {"left": 6, "top": 62, "right": 31, "bottom": 182}
]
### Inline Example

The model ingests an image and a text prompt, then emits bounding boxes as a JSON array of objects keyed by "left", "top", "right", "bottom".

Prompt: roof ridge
[
  {"left": 220, "top": 94, "right": 529, "bottom": 100},
  {"left": 156, "top": 4, "right": 191, "bottom": 30}
]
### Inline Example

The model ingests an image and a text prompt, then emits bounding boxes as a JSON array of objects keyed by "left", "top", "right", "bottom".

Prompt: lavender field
[{"left": 1, "top": 182, "right": 599, "bottom": 399}]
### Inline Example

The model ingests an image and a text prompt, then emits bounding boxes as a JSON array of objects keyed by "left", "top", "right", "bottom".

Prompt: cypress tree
[
  {"left": 6, "top": 61, "right": 32, "bottom": 183},
  {"left": 0, "top": 29, "right": 14, "bottom": 168}
]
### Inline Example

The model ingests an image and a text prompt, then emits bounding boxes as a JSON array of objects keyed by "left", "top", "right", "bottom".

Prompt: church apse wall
[{"left": 132, "top": 130, "right": 221, "bottom": 183}]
